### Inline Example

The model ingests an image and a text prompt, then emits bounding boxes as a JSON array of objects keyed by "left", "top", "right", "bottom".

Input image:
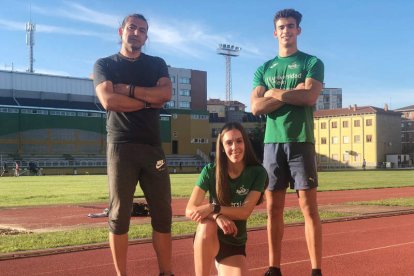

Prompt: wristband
[
  {"left": 214, "top": 214, "right": 223, "bottom": 221},
  {"left": 212, "top": 203, "right": 221, "bottom": 214},
  {"left": 128, "top": 84, "right": 135, "bottom": 98}
]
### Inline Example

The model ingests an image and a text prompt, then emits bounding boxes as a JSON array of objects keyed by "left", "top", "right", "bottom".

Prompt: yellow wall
[
  {"left": 314, "top": 113, "right": 401, "bottom": 168},
  {"left": 207, "top": 104, "right": 226, "bottom": 118},
  {"left": 169, "top": 112, "right": 210, "bottom": 157}
]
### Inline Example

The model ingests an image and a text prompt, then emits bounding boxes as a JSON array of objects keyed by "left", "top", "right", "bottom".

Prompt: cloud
[
  {"left": 147, "top": 19, "right": 227, "bottom": 58},
  {"left": 31, "top": 2, "right": 119, "bottom": 28},
  {"left": 343, "top": 88, "right": 414, "bottom": 110},
  {"left": 0, "top": 19, "right": 26, "bottom": 31},
  {"left": 3, "top": 1, "right": 265, "bottom": 60},
  {"left": 0, "top": 18, "right": 115, "bottom": 41},
  {"left": 32, "top": 68, "right": 71, "bottom": 76}
]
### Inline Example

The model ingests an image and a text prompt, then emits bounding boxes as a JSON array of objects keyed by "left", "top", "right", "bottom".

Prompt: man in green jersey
[{"left": 251, "top": 9, "right": 324, "bottom": 276}]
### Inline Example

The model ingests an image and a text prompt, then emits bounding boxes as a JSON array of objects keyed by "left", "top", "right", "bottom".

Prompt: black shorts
[
  {"left": 263, "top": 142, "right": 318, "bottom": 191},
  {"left": 216, "top": 240, "right": 246, "bottom": 262},
  {"left": 107, "top": 143, "right": 172, "bottom": 235}
]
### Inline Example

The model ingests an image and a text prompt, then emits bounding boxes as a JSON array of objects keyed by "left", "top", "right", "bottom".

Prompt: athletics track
[{"left": 1, "top": 187, "right": 414, "bottom": 275}]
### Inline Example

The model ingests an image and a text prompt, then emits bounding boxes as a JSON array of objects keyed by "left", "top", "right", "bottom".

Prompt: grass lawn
[
  {"left": 0, "top": 170, "right": 413, "bottom": 207},
  {"left": 348, "top": 197, "right": 414, "bottom": 207}
]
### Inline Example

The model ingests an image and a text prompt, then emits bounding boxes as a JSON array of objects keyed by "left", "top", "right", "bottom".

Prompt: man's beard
[{"left": 131, "top": 45, "right": 141, "bottom": 52}]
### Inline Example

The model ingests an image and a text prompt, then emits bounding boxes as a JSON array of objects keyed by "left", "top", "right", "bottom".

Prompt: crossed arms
[
  {"left": 185, "top": 186, "right": 261, "bottom": 236},
  {"left": 250, "top": 77, "right": 323, "bottom": 116},
  {"left": 95, "top": 77, "right": 172, "bottom": 112}
]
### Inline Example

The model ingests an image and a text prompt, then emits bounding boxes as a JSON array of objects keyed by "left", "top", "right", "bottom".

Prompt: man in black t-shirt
[{"left": 94, "top": 13, "right": 173, "bottom": 276}]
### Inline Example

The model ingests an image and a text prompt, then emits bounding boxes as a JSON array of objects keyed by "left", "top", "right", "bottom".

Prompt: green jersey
[
  {"left": 196, "top": 163, "right": 267, "bottom": 246},
  {"left": 252, "top": 51, "right": 324, "bottom": 143}
]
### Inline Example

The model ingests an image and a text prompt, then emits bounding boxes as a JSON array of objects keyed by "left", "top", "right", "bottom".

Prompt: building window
[
  {"left": 354, "top": 135, "right": 361, "bottom": 143},
  {"left": 343, "top": 153, "right": 350, "bottom": 161},
  {"left": 170, "top": 75, "right": 175, "bottom": 83},
  {"left": 332, "top": 121, "right": 338, "bottom": 128},
  {"left": 343, "top": 136, "right": 349, "bottom": 144},
  {"left": 366, "top": 119, "right": 372, "bottom": 126},
  {"left": 332, "top": 136, "right": 339, "bottom": 144},
  {"left": 50, "top": 111, "right": 76, "bottom": 116},
  {"left": 343, "top": 121, "right": 349, "bottom": 128},
  {"left": 0, "top": 108, "right": 19, "bottom": 113},
  {"left": 179, "top": 77, "right": 190, "bottom": 84},
  {"left": 179, "top": 89, "right": 190, "bottom": 96},
  {"left": 179, "top": 101, "right": 190, "bottom": 108},
  {"left": 354, "top": 120, "right": 360, "bottom": 127},
  {"left": 21, "top": 109, "right": 48, "bottom": 115},
  {"left": 366, "top": 135, "right": 373, "bottom": 143},
  {"left": 321, "top": 122, "right": 327, "bottom": 129},
  {"left": 321, "top": 137, "right": 327, "bottom": 144},
  {"left": 165, "top": 101, "right": 175, "bottom": 108}
]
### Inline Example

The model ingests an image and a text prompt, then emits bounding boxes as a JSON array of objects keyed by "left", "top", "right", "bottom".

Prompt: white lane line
[{"left": 249, "top": 240, "right": 414, "bottom": 272}]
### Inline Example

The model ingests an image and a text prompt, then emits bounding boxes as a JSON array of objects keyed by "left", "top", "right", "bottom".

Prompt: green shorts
[{"left": 107, "top": 143, "right": 172, "bottom": 235}]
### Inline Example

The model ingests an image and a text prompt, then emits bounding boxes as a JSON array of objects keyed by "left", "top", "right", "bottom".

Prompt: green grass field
[
  {"left": 0, "top": 170, "right": 413, "bottom": 207},
  {"left": 0, "top": 170, "right": 413, "bottom": 253}
]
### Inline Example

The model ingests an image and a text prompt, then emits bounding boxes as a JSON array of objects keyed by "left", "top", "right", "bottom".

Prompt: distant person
[
  {"left": 179, "top": 162, "right": 183, "bottom": 171},
  {"left": 362, "top": 159, "right": 366, "bottom": 170},
  {"left": 250, "top": 9, "right": 324, "bottom": 276},
  {"left": 186, "top": 122, "right": 267, "bottom": 275},
  {"left": 14, "top": 161, "right": 20, "bottom": 177},
  {"left": 29, "top": 161, "right": 38, "bottom": 175},
  {"left": 1, "top": 162, "right": 7, "bottom": 176},
  {"left": 93, "top": 13, "right": 173, "bottom": 276}
]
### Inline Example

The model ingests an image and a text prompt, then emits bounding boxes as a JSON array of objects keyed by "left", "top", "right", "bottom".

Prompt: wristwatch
[{"left": 212, "top": 203, "right": 221, "bottom": 214}]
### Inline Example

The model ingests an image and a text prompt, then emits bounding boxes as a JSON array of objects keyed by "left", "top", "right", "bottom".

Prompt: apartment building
[{"left": 314, "top": 105, "right": 402, "bottom": 168}]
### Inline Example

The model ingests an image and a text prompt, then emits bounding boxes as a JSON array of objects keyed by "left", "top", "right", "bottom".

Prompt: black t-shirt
[{"left": 93, "top": 53, "right": 169, "bottom": 145}]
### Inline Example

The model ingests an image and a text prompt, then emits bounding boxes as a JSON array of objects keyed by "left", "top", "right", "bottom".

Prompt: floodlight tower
[
  {"left": 26, "top": 21, "right": 36, "bottom": 73},
  {"left": 217, "top": 44, "right": 241, "bottom": 103}
]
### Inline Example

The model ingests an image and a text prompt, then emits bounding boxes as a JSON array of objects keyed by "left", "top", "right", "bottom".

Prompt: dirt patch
[{"left": 0, "top": 228, "right": 32, "bottom": 236}]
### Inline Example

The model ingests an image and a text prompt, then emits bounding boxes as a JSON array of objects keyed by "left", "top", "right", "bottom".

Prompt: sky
[{"left": 0, "top": 0, "right": 413, "bottom": 111}]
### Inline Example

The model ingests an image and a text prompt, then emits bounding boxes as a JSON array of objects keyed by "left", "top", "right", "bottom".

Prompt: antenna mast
[{"left": 26, "top": 5, "right": 36, "bottom": 73}]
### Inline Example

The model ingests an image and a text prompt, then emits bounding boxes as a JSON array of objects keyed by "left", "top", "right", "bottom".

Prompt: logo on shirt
[
  {"left": 236, "top": 186, "right": 249, "bottom": 196},
  {"left": 270, "top": 62, "right": 278, "bottom": 69},
  {"left": 155, "top": 160, "right": 165, "bottom": 171},
  {"left": 288, "top": 62, "right": 299, "bottom": 69}
]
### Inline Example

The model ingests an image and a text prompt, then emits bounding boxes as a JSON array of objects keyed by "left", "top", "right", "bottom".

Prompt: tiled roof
[
  {"left": 314, "top": 105, "right": 401, "bottom": 118},
  {"left": 207, "top": 98, "right": 246, "bottom": 107},
  {"left": 394, "top": 105, "right": 414, "bottom": 111}
]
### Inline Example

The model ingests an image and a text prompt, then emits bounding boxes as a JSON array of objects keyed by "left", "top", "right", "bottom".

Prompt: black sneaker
[
  {"left": 311, "top": 269, "right": 322, "bottom": 276},
  {"left": 264, "top": 267, "right": 282, "bottom": 276}
]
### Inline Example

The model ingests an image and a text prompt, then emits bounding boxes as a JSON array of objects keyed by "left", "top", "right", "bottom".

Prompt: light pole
[{"left": 217, "top": 44, "right": 241, "bottom": 103}]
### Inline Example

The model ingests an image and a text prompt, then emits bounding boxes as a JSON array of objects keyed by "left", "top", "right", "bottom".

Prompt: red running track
[
  {"left": 1, "top": 213, "right": 414, "bottom": 275},
  {"left": 1, "top": 187, "right": 414, "bottom": 231}
]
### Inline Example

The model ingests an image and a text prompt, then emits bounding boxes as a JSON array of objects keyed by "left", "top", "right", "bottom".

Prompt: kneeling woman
[{"left": 186, "top": 122, "right": 267, "bottom": 276}]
